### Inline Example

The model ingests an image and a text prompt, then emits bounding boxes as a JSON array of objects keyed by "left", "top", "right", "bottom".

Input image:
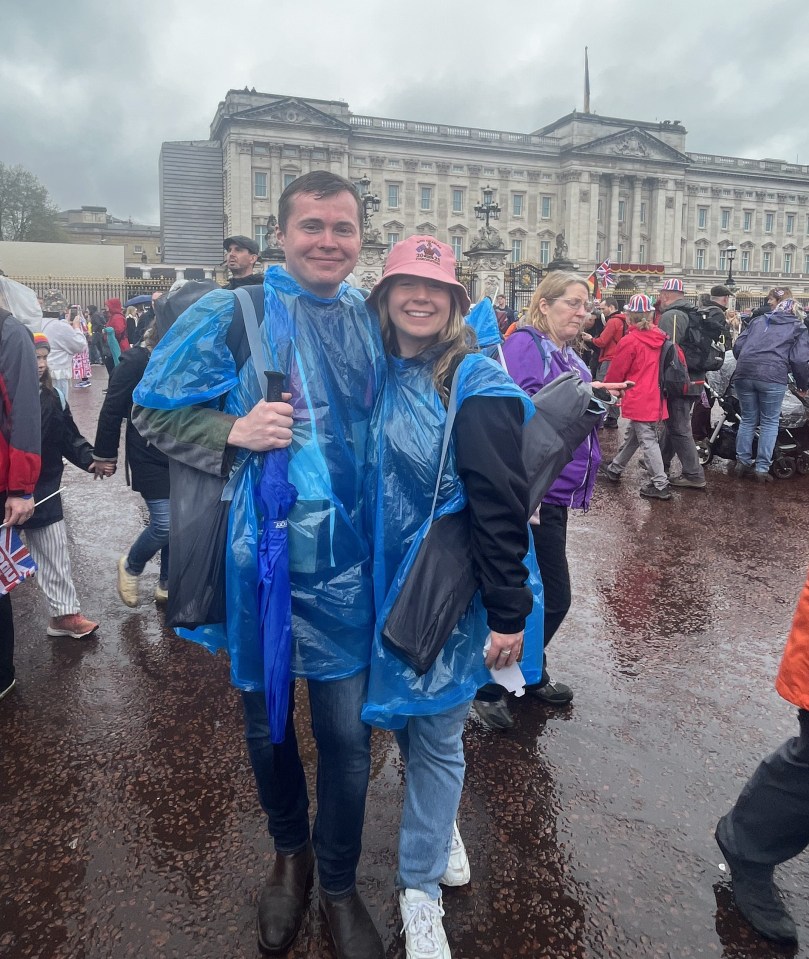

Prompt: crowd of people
[{"left": 1, "top": 172, "right": 808, "bottom": 957}]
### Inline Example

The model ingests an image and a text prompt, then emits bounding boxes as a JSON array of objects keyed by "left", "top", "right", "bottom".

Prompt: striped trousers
[{"left": 22, "top": 521, "right": 80, "bottom": 617}]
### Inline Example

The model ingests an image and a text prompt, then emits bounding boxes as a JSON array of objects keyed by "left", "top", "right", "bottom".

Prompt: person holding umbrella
[
  {"left": 360, "top": 236, "right": 543, "bottom": 959},
  {"left": 133, "top": 172, "right": 386, "bottom": 959}
]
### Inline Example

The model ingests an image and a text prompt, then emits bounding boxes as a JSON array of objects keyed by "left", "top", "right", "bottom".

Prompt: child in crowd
[
  {"left": 20, "top": 333, "right": 99, "bottom": 638},
  {"left": 598, "top": 294, "right": 672, "bottom": 500}
]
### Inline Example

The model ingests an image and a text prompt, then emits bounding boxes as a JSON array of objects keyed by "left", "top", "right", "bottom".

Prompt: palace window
[
  {"left": 696, "top": 247, "right": 705, "bottom": 269},
  {"left": 511, "top": 239, "right": 523, "bottom": 262},
  {"left": 786, "top": 213, "right": 796, "bottom": 234},
  {"left": 540, "top": 196, "right": 552, "bottom": 219},
  {"left": 387, "top": 184, "right": 400, "bottom": 209},
  {"left": 387, "top": 232, "right": 400, "bottom": 251},
  {"left": 721, "top": 208, "right": 731, "bottom": 230},
  {"left": 420, "top": 186, "right": 433, "bottom": 211},
  {"left": 740, "top": 250, "right": 750, "bottom": 271},
  {"left": 512, "top": 194, "right": 524, "bottom": 217},
  {"left": 762, "top": 251, "right": 772, "bottom": 271},
  {"left": 539, "top": 240, "right": 550, "bottom": 264},
  {"left": 283, "top": 173, "right": 297, "bottom": 189},
  {"left": 254, "top": 225, "right": 267, "bottom": 249},
  {"left": 618, "top": 199, "right": 626, "bottom": 223},
  {"left": 451, "top": 235, "right": 463, "bottom": 260},
  {"left": 254, "top": 172, "right": 268, "bottom": 198},
  {"left": 452, "top": 189, "right": 463, "bottom": 213},
  {"left": 784, "top": 252, "right": 793, "bottom": 273},
  {"left": 697, "top": 207, "right": 708, "bottom": 229},
  {"left": 640, "top": 202, "right": 647, "bottom": 225},
  {"left": 765, "top": 212, "right": 774, "bottom": 233},
  {"left": 743, "top": 211, "right": 753, "bottom": 232}
]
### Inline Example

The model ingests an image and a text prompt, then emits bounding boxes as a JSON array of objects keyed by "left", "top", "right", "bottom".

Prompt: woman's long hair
[
  {"left": 526, "top": 272, "right": 590, "bottom": 337},
  {"left": 375, "top": 282, "right": 477, "bottom": 406}
]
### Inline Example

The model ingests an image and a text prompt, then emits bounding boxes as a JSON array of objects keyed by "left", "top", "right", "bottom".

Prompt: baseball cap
[
  {"left": 661, "top": 278, "right": 684, "bottom": 292},
  {"left": 626, "top": 294, "right": 652, "bottom": 313},
  {"left": 368, "top": 235, "right": 472, "bottom": 314},
  {"left": 710, "top": 284, "right": 732, "bottom": 297},
  {"left": 223, "top": 235, "right": 259, "bottom": 256}
]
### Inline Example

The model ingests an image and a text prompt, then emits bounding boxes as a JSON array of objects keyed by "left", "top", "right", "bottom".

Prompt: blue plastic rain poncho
[
  {"left": 361, "top": 350, "right": 544, "bottom": 730},
  {"left": 466, "top": 298, "right": 503, "bottom": 352},
  {"left": 134, "top": 266, "right": 385, "bottom": 689}
]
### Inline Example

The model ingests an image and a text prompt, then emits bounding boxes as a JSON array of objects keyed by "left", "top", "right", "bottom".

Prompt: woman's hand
[
  {"left": 580, "top": 331, "right": 593, "bottom": 343},
  {"left": 592, "top": 380, "right": 631, "bottom": 399},
  {"left": 485, "top": 630, "right": 524, "bottom": 670}
]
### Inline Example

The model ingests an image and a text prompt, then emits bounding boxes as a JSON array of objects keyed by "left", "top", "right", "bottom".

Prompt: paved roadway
[{"left": 1, "top": 370, "right": 808, "bottom": 959}]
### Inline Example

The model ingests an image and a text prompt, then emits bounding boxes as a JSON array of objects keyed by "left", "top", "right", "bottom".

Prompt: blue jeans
[
  {"left": 242, "top": 669, "right": 372, "bottom": 897},
  {"left": 735, "top": 379, "right": 787, "bottom": 473},
  {"left": 126, "top": 497, "right": 170, "bottom": 583},
  {"left": 395, "top": 701, "right": 470, "bottom": 899}
]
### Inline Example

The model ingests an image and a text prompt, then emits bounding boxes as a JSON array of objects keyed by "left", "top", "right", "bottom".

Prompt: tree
[{"left": 0, "top": 163, "right": 64, "bottom": 242}]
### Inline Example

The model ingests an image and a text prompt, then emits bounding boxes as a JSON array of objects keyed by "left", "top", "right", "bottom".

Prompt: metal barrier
[{"left": 8, "top": 275, "right": 173, "bottom": 307}]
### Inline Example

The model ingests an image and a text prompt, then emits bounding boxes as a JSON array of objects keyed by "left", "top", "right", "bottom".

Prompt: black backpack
[
  {"left": 658, "top": 336, "right": 690, "bottom": 399},
  {"left": 677, "top": 306, "right": 725, "bottom": 373}
]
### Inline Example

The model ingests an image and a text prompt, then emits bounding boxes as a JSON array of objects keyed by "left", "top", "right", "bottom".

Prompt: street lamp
[
  {"left": 357, "top": 174, "right": 381, "bottom": 231},
  {"left": 474, "top": 186, "right": 501, "bottom": 229},
  {"left": 725, "top": 243, "right": 737, "bottom": 289}
]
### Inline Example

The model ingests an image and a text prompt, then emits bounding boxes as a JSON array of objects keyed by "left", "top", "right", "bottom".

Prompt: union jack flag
[
  {"left": 0, "top": 527, "right": 37, "bottom": 596},
  {"left": 596, "top": 259, "right": 616, "bottom": 288}
]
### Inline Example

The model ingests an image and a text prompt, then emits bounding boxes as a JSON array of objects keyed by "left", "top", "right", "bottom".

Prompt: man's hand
[
  {"left": 227, "top": 394, "right": 294, "bottom": 452},
  {"left": 485, "top": 630, "right": 524, "bottom": 670},
  {"left": 4, "top": 496, "right": 34, "bottom": 527},
  {"left": 90, "top": 461, "right": 116, "bottom": 479}
]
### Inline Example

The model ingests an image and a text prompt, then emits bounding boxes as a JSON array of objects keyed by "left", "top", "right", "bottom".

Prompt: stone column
[
  {"left": 269, "top": 145, "right": 282, "bottom": 206},
  {"left": 233, "top": 140, "right": 254, "bottom": 237},
  {"left": 587, "top": 173, "right": 601, "bottom": 266},
  {"left": 653, "top": 178, "right": 668, "bottom": 264},
  {"left": 561, "top": 171, "right": 582, "bottom": 262},
  {"left": 609, "top": 175, "right": 622, "bottom": 258},
  {"left": 630, "top": 177, "right": 643, "bottom": 261},
  {"left": 465, "top": 248, "right": 509, "bottom": 302},
  {"left": 299, "top": 146, "right": 312, "bottom": 176},
  {"left": 436, "top": 161, "right": 452, "bottom": 234},
  {"left": 673, "top": 180, "right": 686, "bottom": 268}
]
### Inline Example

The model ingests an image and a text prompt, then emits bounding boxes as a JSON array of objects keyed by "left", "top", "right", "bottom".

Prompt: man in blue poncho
[{"left": 132, "top": 172, "right": 386, "bottom": 959}]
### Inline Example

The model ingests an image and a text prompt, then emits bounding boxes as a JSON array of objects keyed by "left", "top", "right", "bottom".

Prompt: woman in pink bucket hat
[{"left": 362, "top": 235, "right": 544, "bottom": 958}]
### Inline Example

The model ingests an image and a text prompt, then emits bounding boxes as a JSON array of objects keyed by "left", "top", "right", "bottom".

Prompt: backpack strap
[
  {"left": 426, "top": 363, "right": 462, "bottom": 533},
  {"left": 520, "top": 326, "right": 553, "bottom": 378}
]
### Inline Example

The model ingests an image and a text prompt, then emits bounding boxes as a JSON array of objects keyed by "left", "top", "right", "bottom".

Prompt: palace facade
[{"left": 160, "top": 89, "right": 809, "bottom": 295}]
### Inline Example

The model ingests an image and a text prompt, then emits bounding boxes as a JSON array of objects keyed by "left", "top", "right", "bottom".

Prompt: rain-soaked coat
[
  {"left": 361, "top": 349, "right": 545, "bottom": 730},
  {"left": 134, "top": 266, "right": 385, "bottom": 689}
]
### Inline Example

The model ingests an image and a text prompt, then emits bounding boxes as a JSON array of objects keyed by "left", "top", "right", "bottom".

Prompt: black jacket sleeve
[
  {"left": 454, "top": 394, "right": 533, "bottom": 634},
  {"left": 94, "top": 348, "right": 147, "bottom": 460},
  {"left": 59, "top": 402, "right": 94, "bottom": 471}
]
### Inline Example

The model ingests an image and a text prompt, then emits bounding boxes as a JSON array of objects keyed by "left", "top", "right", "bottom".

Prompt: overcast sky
[{"left": 4, "top": 0, "right": 809, "bottom": 224}]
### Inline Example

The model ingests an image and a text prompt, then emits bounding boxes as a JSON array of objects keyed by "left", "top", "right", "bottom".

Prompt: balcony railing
[{"left": 349, "top": 114, "right": 560, "bottom": 150}]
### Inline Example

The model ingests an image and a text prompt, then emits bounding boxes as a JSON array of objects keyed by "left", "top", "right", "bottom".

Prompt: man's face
[
  {"left": 603, "top": 302, "right": 616, "bottom": 317},
  {"left": 495, "top": 296, "right": 506, "bottom": 309},
  {"left": 658, "top": 290, "right": 678, "bottom": 309},
  {"left": 276, "top": 191, "right": 362, "bottom": 297},
  {"left": 225, "top": 243, "right": 258, "bottom": 278},
  {"left": 714, "top": 295, "right": 730, "bottom": 308}
]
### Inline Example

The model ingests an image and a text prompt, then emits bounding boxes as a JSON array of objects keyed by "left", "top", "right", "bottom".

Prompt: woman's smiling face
[{"left": 385, "top": 275, "right": 454, "bottom": 357}]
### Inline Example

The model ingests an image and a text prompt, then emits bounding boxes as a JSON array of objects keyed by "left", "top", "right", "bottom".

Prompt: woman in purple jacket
[{"left": 473, "top": 272, "right": 602, "bottom": 729}]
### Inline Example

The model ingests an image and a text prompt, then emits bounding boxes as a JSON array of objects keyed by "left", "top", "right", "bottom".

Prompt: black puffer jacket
[
  {"left": 21, "top": 387, "right": 93, "bottom": 530},
  {"left": 94, "top": 346, "right": 170, "bottom": 499}
]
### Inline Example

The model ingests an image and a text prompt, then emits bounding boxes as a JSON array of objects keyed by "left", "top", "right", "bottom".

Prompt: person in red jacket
[
  {"left": 581, "top": 296, "right": 626, "bottom": 428},
  {"left": 597, "top": 294, "right": 671, "bottom": 499},
  {"left": 104, "top": 297, "right": 130, "bottom": 352},
  {"left": 715, "top": 569, "right": 809, "bottom": 945},
  {"left": 0, "top": 307, "right": 42, "bottom": 700}
]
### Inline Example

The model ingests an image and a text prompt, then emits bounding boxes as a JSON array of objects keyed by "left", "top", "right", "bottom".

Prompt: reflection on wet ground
[{"left": 1, "top": 377, "right": 808, "bottom": 958}]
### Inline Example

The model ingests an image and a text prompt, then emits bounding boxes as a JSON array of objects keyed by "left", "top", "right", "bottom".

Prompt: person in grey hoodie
[{"left": 732, "top": 295, "right": 809, "bottom": 482}]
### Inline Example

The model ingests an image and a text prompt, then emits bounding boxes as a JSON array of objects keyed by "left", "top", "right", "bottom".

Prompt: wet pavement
[{"left": 2, "top": 370, "right": 808, "bottom": 959}]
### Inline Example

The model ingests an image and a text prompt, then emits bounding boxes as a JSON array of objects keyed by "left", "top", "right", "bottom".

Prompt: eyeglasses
[{"left": 558, "top": 297, "right": 588, "bottom": 311}]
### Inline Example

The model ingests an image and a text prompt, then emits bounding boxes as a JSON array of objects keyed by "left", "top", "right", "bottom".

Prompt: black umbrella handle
[{"left": 264, "top": 371, "right": 285, "bottom": 403}]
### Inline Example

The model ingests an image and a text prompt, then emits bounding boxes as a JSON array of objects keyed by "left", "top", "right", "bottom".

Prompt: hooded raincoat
[
  {"left": 134, "top": 266, "right": 385, "bottom": 688},
  {"left": 361, "top": 350, "right": 544, "bottom": 730}
]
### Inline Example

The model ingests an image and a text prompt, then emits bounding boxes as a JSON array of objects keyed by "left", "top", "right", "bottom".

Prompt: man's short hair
[
  {"left": 277, "top": 171, "right": 364, "bottom": 236},
  {"left": 603, "top": 297, "right": 619, "bottom": 311}
]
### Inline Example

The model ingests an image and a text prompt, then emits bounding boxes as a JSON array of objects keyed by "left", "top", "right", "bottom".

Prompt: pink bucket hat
[
  {"left": 369, "top": 235, "right": 472, "bottom": 314},
  {"left": 626, "top": 294, "right": 652, "bottom": 313},
  {"left": 661, "top": 277, "right": 684, "bottom": 292}
]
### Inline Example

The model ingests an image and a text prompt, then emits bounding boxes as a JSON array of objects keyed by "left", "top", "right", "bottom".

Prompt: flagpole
[
  {"left": 584, "top": 47, "right": 591, "bottom": 114},
  {"left": 0, "top": 488, "right": 66, "bottom": 530}
]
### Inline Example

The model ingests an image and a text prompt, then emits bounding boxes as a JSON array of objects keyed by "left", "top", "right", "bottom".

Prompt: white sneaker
[
  {"left": 440, "top": 822, "right": 470, "bottom": 886},
  {"left": 117, "top": 556, "right": 140, "bottom": 607},
  {"left": 400, "top": 889, "right": 451, "bottom": 959}
]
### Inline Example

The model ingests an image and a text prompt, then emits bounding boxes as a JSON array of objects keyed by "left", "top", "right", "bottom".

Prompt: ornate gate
[
  {"left": 504, "top": 262, "right": 543, "bottom": 313},
  {"left": 455, "top": 264, "right": 478, "bottom": 304}
]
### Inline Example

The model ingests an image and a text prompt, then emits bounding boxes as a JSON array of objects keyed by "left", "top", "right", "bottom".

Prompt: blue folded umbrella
[{"left": 256, "top": 448, "right": 298, "bottom": 743}]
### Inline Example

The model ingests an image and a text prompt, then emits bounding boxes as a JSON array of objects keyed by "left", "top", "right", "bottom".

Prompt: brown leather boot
[
  {"left": 319, "top": 889, "right": 384, "bottom": 959},
  {"left": 256, "top": 842, "right": 315, "bottom": 954}
]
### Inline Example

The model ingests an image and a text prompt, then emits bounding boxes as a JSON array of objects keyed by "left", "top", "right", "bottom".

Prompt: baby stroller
[{"left": 694, "top": 353, "right": 809, "bottom": 478}]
